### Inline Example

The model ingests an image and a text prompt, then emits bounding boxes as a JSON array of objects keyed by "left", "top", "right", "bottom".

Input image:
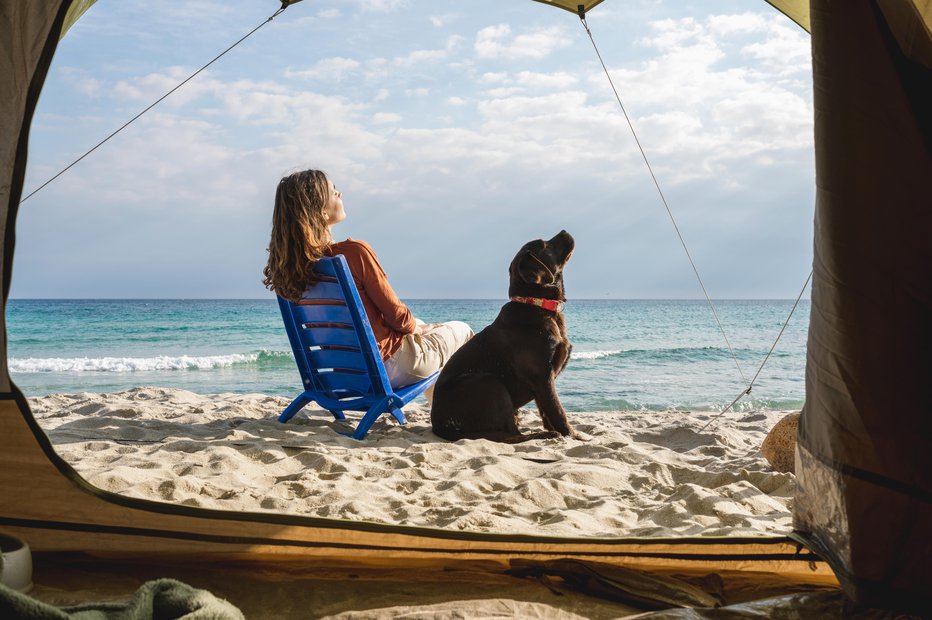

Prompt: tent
[{"left": 1, "top": 0, "right": 929, "bottom": 616}]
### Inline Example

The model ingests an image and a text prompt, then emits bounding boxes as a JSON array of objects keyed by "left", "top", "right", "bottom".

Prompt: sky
[{"left": 15, "top": 0, "right": 815, "bottom": 300}]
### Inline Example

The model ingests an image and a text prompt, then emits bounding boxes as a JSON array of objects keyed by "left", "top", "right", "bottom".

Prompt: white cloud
[
  {"left": 742, "top": 27, "right": 811, "bottom": 74},
  {"left": 288, "top": 8, "right": 343, "bottom": 28},
  {"left": 391, "top": 35, "right": 464, "bottom": 67},
  {"left": 638, "top": 17, "right": 706, "bottom": 50},
  {"left": 481, "top": 86, "right": 524, "bottom": 98},
  {"left": 348, "top": 90, "right": 637, "bottom": 182},
  {"left": 355, "top": 0, "right": 411, "bottom": 12},
  {"left": 148, "top": 1, "right": 236, "bottom": 25},
  {"left": 446, "top": 96, "right": 468, "bottom": 106},
  {"left": 686, "top": 13, "right": 811, "bottom": 76},
  {"left": 60, "top": 67, "right": 103, "bottom": 97},
  {"left": 428, "top": 13, "right": 458, "bottom": 28},
  {"left": 446, "top": 34, "right": 466, "bottom": 51},
  {"left": 113, "top": 66, "right": 220, "bottom": 108},
  {"left": 373, "top": 112, "right": 402, "bottom": 123},
  {"left": 77, "top": 77, "right": 102, "bottom": 96},
  {"left": 405, "top": 88, "right": 430, "bottom": 97},
  {"left": 587, "top": 13, "right": 813, "bottom": 183},
  {"left": 234, "top": 90, "right": 385, "bottom": 167},
  {"left": 284, "top": 57, "right": 361, "bottom": 81},
  {"left": 89, "top": 72, "right": 391, "bottom": 197},
  {"left": 475, "top": 23, "right": 509, "bottom": 53},
  {"left": 393, "top": 48, "right": 446, "bottom": 67},
  {"left": 480, "top": 72, "right": 508, "bottom": 83},
  {"left": 41, "top": 112, "right": 250, "bottom": 210},
  {"left": 474, "top": 24, "right": 571, "bottom": 60},
  {"left": 707, "top": 13, "right": 770, "bottom": 35},
  {"left": 365, "top": 58, "right": 389, "bottom": 72},
  {"left": 515, "top": 71, "right": 578, "bottom": 89}
]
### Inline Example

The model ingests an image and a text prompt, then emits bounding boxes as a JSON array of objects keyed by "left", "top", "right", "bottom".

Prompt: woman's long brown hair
[{"left": 263, "top": 169, "right": 333, "bottom": 301}]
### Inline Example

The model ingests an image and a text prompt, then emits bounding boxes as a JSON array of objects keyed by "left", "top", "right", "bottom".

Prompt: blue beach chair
[{"left": 276, "top": 255, "right": 438, "bottom": 439}]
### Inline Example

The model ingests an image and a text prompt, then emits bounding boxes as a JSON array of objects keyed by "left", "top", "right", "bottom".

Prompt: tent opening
[{"left": 10, "top": 0, "right": 815, "bottom": 543}]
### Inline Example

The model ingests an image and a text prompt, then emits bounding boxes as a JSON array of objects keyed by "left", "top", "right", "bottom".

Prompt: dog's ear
[{"left": 515, "top": 252, "right": 555, "bottom": 286}]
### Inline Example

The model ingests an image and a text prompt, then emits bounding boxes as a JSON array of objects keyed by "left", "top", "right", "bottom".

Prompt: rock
[{"left": 761, "top": 412, "right": 801, "bottom": 473}]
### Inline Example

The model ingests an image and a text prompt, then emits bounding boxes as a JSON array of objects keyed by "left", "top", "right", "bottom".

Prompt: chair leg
[
  {"left": 328, "top": 409, "right": 346, "bottom": 420},
  {"left": 279, "top": 393, "right": 313, "bottom": 423},
  {"left": 352, "top": 396, "right": 396, "bottom": 440},
  {"left": 389, "top": 405, "right": 406, "bottom": 425}
]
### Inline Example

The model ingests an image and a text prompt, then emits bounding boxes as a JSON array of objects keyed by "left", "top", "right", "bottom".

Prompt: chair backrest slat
[
  {"left": 300, "top": 325, "right": 361, "bottom": 348},
  {"left": 315, "top": 370, "right": 374, "bottom": 396},
  {"left": 311, "top": 259, "right": 339, "bottom": 278},
  {"left": 292, "top": 304, "right": 353, "bottom": 325},
  {"left": 307, "top": 347, "right": 367, "bottom": 372},
  {"left": 298, "top": 278, "right": 343, "bottom": 300}
]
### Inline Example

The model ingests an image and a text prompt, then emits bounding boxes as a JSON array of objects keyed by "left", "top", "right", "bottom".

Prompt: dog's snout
[
  {"left": 549, "top": 230, "right": 574, "bottom": 245},
  {"left": 548, "top": 231, "right": 575, "bottom": 261}
]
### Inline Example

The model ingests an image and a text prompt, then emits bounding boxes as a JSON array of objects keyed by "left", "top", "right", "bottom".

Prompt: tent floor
[
  {"left": 19, "top": 552, "right": 892, "bottom": 619},
  {"left": 26, "top": 553, "right": 643, "bottom": 618}
]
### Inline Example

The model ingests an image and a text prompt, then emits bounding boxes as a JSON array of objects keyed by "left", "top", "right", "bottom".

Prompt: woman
[{"left": 263, "top": 169, "right": 473, "bottom": 389}]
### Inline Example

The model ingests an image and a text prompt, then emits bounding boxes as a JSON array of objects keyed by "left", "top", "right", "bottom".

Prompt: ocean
[{"left": 7, "top": 299, "right": 808, "bottom": 413}]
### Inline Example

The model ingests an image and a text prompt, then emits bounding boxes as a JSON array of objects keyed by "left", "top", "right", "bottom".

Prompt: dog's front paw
[{"left": 569, "top": 429, "right": 590, "bottom": 442}]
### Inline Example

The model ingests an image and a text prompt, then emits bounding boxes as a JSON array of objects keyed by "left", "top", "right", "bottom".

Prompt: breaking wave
[
  {"left": 571, "top": 346, "right": 746, "bottom": 362},
  {"left": 9, "top": 350, "right": 293, "bottom": 373}
]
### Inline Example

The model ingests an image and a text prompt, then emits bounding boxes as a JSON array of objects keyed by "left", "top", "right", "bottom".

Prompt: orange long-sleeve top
[{"left": 325, "top": 239, "right": 416, "bottom": 360}]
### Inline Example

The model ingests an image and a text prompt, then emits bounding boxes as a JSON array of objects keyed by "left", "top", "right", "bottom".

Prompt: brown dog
[{"left": 430, "top": 231, "right": 578, "bottom": 443}]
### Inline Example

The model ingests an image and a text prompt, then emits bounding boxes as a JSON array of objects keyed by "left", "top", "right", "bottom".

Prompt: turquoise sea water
[{"left": 7, "top": 299, "right": 808, "bottom": 412}]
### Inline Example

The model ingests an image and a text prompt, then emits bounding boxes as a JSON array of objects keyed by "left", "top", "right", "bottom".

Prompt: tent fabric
[
  {"left": 0, "top": 0, "right": 94, "bottom": 393},
  {"left": 533, "top": 0, "right": 812, "bottom": 31},
  {"left": 794, "top": 0, "right": 932, "bottom": 614},
  {"left": 0, "top": 0, "right": 930, "bottom": 616},
  {"left": 876, "top": 0, "right": 932, "bottom": 68},
  {"left": 763, "top": 1, "right": 811, "bottom": 32},
  {"left": 61, "top": 0, "right": 96, "bottom": 40},
  {"left": 0, "top": 2, "right": 72, "bottom": 395},
  {"left": 531, "top": 1, "right": 608, "bottom": 18}
]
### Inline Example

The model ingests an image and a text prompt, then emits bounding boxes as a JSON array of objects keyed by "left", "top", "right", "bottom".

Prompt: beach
[{"left": 29, "top": 387, "right": 795, "bottom": 538}]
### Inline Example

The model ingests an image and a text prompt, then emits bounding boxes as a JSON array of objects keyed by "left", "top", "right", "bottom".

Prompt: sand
[{"left": 28, "top": 387, "right": 796, "bottom": 538}]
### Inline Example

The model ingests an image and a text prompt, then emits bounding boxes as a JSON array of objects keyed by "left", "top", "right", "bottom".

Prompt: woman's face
[{"left": 322, "top": 178, "right": 346, "bottom": 226}]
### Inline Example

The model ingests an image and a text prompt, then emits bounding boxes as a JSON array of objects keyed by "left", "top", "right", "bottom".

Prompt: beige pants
[{"left": 384, "top": 320, "right": 474, "bottom": 388}]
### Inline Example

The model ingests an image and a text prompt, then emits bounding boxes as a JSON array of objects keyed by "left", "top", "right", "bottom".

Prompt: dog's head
[{"left": 508, "top": 230, "right": 574, "bottom": 298}]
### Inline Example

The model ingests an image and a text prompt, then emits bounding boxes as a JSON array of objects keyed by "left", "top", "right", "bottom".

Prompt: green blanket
[{"left": 0, "top": 578, "right": 243, "bottom": 620}]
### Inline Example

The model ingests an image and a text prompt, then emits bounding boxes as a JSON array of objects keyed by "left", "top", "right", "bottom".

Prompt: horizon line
[{"left": 8, "top": 297, "right": 812, "bottom": 302}]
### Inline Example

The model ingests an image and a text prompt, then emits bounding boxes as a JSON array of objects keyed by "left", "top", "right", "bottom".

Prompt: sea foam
[
  {"left": 571, "top": 350, "right": 624, "bottom": 360},
  {"left": 9, "top": 353, "right": 260, "bottom": 373}
]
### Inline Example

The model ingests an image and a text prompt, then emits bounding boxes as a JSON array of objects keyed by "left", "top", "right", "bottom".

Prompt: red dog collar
[{"left": 510, "top": 296, "right": 565, "bottom": 313}]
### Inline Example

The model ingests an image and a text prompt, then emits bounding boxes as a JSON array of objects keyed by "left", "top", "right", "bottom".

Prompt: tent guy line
[
  {"left": 698, "top": 269, "right": 813, "bottom": 432},
  {"left": 577, "top": 11, "right": 749, "bottom": 385},
  {"left": 18, "top": 2, "right": 296, "bottom": 205},
  {"left": 576, "top": 9, "right": 815, "bottom": 419}
]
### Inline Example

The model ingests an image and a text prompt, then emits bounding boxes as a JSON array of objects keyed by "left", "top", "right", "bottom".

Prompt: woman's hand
[{"left": 413, "top": 318, "right": 440, "bottom": 335}]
